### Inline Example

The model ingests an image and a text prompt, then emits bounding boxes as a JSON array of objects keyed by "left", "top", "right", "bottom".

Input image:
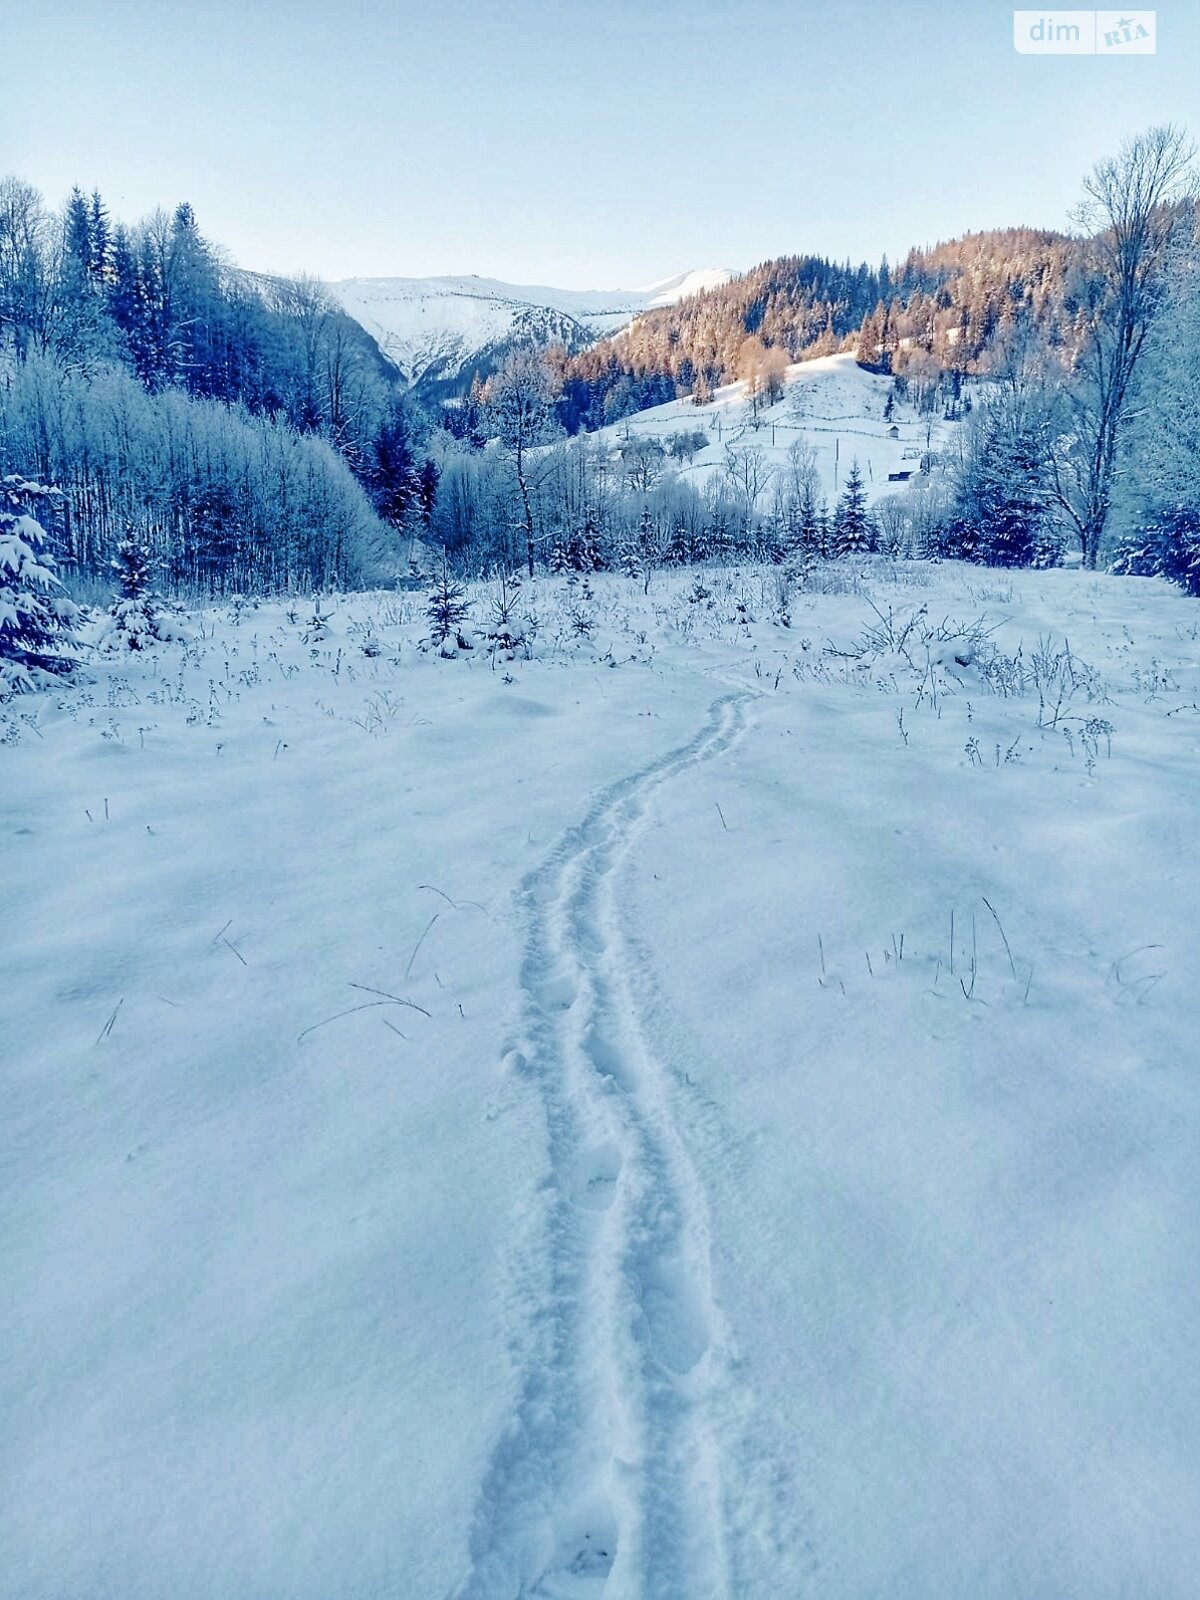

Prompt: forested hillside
[
  {"left": 0, "top": 179, "right": 422, "bottom": 589},
  {"left": 561, "top": 229, "right": 1083, "bottom": 428}
]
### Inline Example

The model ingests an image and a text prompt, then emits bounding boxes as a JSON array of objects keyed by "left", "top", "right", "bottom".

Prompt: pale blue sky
[{"left": 4, "top": 0, "right": 1197, "bottom": 286}]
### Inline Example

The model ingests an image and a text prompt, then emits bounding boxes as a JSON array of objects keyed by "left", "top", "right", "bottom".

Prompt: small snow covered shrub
[
  {"left": 0, "top": 476, "right": 81, "bottom": 698},
  {"left": 425, "top": 554, "right": 472, "bottom": 654},
  {"left": 302, "top": 601, "right": 335, "bottom": 644},
  {"left": 565, "top": 518, "right": 603, "bottom": 573},
  {"left": 486, "top": 568, "right": 529, "bottom": 658},
  {"left": 101, "top": 528, "right": 176, "bottom": 651},
  {"left": 566, "top": 572, "right": 596, "bottom": 640}
]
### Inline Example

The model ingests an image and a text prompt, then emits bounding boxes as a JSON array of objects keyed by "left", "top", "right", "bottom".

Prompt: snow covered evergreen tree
[
  {"left": 567, "top": 512, "right": 602, "bottom": 572},
  {"left": 370, "top": 404, "right": 420, "bottom": 532},
  {"left": 931, "top": 513, "right": 982, "bottom": 563},
  {"left": 954, "top": 405, "right": 1058, "bottom": 568},
  {"left": 103, "top": 527, "right": 173, "bottom": 650},
  {"left": 88, "top": 190, "right": 111, "bottom": 288},
  {"left": 0, "top": 477, "right": 81, "bottom": 697},
  {"left": 834, "top": 462, "right": 873, "bottom": 556},
  {"left": 425, "top": 553, "right": 471, "bottom": 651},
  {"left": 761, "top": 510, "right": 786, "bottom": 564},
  {"left": 57, "top": 187, "right": 112, "bottom": 369},
  {"left": 798, "top": 486, "right": 824, "bottom": 560},
  {"left": 1112, "top": 508, "right": 1200, "bottom": 594}
]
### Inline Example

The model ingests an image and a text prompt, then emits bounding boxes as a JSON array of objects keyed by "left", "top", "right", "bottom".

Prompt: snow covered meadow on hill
[
  {"left": 4, "top": 558, "right": 1200, "bottom": 1596},
  {"left": 580, "top": 352, "right": 958, "bottom": 507}
]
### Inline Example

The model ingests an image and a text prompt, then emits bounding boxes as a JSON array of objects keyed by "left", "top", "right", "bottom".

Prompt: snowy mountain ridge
[{"left": 329, "top": 267, "right": 734, "bottom": 395}]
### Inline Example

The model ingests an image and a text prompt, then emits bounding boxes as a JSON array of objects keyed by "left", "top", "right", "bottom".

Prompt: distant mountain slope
[
  {"left": 329, "top": 269, "right": 733, "bottom": 397},
  {"left": 563, "top": 231, "right": 1080, "bottom": 428}
]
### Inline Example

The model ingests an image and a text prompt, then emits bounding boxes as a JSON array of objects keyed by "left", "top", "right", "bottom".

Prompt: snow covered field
[{"left": 4, "top": 560, "right": 1200, "bottom": 1597}]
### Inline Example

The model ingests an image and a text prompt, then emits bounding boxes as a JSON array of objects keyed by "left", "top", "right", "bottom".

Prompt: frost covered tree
[
  {"left": 724, "top": 443, "right": 775, "bottom": 511},
  {"left": 486, "top": 567, "right": 526, "bottom": 656},
  {"left": 763, "top": 346, "right": 789, "bottom": 406},
  {"left": 782, "top": 438, "right": 819, "bottom": 508},
  {"left": 369, "top": 403, "right": 420, "bottom": 533},
  {"left": 620, "top": 436, "right": 665, "bottom": 495},
  {"left": 103, "top": 527, "right": 172, "bottom": 649},
  {"left": 0, "top": 358, "right": 387, "bottom": 590},
  {"left": 567, "top": 511, "right": 602, "bottom": 572},
  {"left": 948, "top": 401, "right": 1059, "bottom": 567},
  {"left": 483, "top": 347, "right": 561, "bottom": 577},
  {"left": 0, "top": 476, "right": 80, "bottom": 696},
  {"left": 834, "top": 461, "right": 873, "bottom": 555},
  {"left": 738, "top": 335, "right": 769, "bottom": 420},
  {"left": 1048, "top": 125, "right": 1196, "bottom": 567},
  {"left": 425, "top": 553, "right": 471, "bottom": 649},
  {"left": 1113, "top": 221, "right": 1200, "bottom": 591},
  {"left": 1113, "top": 508, "right": 1200, "bottom": 593},
  {"left": 871, "top": 495, "right": 912, "bottom": 559}
]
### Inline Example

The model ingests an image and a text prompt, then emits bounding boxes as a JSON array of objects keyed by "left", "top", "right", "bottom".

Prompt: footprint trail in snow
[{"left": 457, "top": 693, "right": 753, "bottom": 1600}]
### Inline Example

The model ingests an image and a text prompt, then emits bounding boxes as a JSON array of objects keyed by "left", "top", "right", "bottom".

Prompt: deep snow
[{"left": 3, "top": 560, "right": 1200, "bottom": 1597}]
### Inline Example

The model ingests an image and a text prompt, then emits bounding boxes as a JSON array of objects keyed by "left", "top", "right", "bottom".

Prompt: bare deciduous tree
[
  {"left": 763, "top": 345, "right": 789, "bottom": 406},
  {"left": 724, "top": 443, "right": 775, "bottom": 509},
  {"left": 872, "top": 495, "right": 912, "bottom": 558},
  {"left": 1050, "top": 124, "right": 1196, "bottom": 567},
  {"left": 483, "top": 347, "right": 561, "bottom": 576},
  {"left": 736, "top": 338, "right": 789, "bottom": 423},
  {"left": 783, "top": 437, "right": 819, "bottom": 505},
  {"left": 0, "top": 177, "right": 53, "bottom": 357},
  {"left": 620, "top": 435, "right": 665, "bottom": 493}
]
